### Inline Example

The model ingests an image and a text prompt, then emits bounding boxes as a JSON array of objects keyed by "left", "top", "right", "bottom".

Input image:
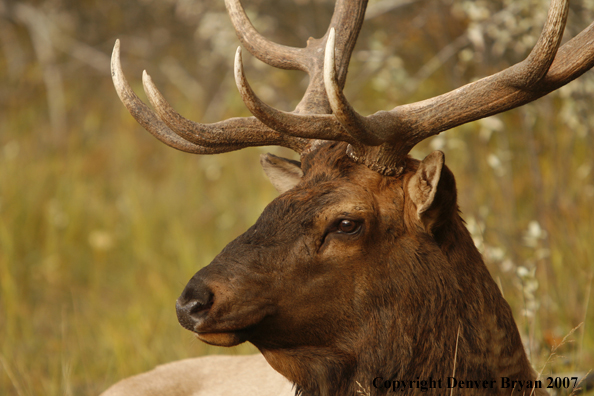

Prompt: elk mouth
[
  {"left": 194, "top": 329, "right": 251, "bottom": 347},
  {"left": 176, "top": 292, "right": 269, "bottom": 347},
  {"left": 189, "top": 314, "right": 261, "bottom": 347}
]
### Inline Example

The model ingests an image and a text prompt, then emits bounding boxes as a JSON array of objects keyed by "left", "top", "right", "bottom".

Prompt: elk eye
[{"left": 337, "top": 219, "right": 360, "bottom": 234}]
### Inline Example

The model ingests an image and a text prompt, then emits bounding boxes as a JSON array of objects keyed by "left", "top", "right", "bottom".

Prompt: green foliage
[{"left": 0, "top": 0, "right": 593, "bottom": 394}]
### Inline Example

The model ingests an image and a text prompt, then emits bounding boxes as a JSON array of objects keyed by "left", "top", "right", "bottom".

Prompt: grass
[{"left": 0, "top": 122, "right": 276, "bottom": 394}]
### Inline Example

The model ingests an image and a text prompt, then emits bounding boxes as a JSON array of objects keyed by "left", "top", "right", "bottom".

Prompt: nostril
[
  {"left": 176, "top": 280, "right": 215, "bottom": 330},
  {"left": 187, "top": 293, "right": 214, "bottom": 315},
  {"left": 177, "top": 290, "right": 213, "bottom": 313},
  {"left": 179, "top": 278, "right": 213, "bottom": 306}
]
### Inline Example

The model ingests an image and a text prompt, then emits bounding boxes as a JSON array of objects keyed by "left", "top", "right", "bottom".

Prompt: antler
[
  {"left": 322, "top": 0, "right": 594, "bottom": 174},
  {"left": 111, "top": 0, "right": 367, "bottom": 155},
  {"left": 112, "top": 0, "right": 594, "bottom": 175},
  {"left": 111, "top": 40, "right": 307, "bottom": 154}
]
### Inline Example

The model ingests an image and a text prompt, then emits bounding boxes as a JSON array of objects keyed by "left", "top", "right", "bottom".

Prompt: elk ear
[
  {"left": 407, "top": 151, "right": 456, "bottom": 232},
  {"left": 260, "top": 153, "right": 303, "bottom": 194}
]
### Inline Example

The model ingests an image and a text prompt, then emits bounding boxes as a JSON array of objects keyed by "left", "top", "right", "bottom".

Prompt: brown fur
[{"left": 176, "top": 142, "right": 546, "bottom": 396}]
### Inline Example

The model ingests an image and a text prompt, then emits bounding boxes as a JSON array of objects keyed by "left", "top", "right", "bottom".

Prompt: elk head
[{"left": 112, "top": 0, "right": 594, "bottom": 395}]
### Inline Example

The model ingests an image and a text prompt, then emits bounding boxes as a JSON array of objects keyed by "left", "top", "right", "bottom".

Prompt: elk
[{"left": 105, "top": 0, "right": 594, "bottom": 395}]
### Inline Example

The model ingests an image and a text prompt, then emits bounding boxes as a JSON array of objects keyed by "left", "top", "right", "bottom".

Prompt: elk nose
[{"left": 176, "top": 279, "right": 214, "bottom": 331}]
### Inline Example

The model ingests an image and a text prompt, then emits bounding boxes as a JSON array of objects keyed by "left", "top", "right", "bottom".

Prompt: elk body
[{"left": 106, "top": 0, "right": 594, "bottom": 395}]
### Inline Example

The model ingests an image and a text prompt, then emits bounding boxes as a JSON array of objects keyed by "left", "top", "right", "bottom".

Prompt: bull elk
[{"left": 104, "top": 0, "right": 594, "bottom": 395}]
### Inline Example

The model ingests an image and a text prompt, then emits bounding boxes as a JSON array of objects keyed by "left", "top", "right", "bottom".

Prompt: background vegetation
[{"left": 0, "top": 0, "right": 593, "bottom": 394}]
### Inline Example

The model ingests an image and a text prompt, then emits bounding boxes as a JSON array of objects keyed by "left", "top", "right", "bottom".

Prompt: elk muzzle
[
  {"left": 175, "top": 259, "right": 277, "bottom": 347},
  {"left": 176, "top": 277, "right": 214, "bottom": 332}
]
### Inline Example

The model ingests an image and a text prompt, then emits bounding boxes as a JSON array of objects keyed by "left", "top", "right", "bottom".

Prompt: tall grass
[{"left": 0, "top": 119, "right": 281, "bottom": 394}]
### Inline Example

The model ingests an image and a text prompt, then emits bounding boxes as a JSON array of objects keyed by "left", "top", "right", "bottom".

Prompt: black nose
[{"left": 176, "top": 278, "right": 214, "bottom": 331}]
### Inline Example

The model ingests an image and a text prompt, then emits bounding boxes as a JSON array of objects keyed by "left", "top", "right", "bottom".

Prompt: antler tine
[
  {"left": 326, "top": 0, "right": 368, "bottom": 89},
  {"left": 112, "top": 40, "right": 307, "bottom": 154},
  {"left": 545, "top": 22, "right": 594, "bottom": 84},
  {"left": 141, "top": 69, "right": 300, "bottom": 148},
  {"left": 228, "top": 0, "right": 369, "bottom": 146},
  {"left": 112, "top": 40, "right": 244, "bottom": 154},
  {"left": 371, "top": 0, "right": 593, "bottom": 142},
  {"left": 225, "top": 0, "right": 309, "bottom": 72},
  {"left": 322, "top": 0, "right": 594, "bottom": 174},
  {"left": 324, "top": 28, "right": 382, "bottom": 146},
  {"left": 508, "top": 0, "right": 568, "bottom": 87},
  {"left": 225, "top": 0, "right": 367, "bottom": 84},
  {"left": 233, "top": 47, "right": 356, "bottom": 143}
]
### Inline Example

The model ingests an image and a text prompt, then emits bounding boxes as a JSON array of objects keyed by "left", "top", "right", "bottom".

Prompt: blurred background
[{"left": 0, "top": 0, "right": 593, "bottom": 394}]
